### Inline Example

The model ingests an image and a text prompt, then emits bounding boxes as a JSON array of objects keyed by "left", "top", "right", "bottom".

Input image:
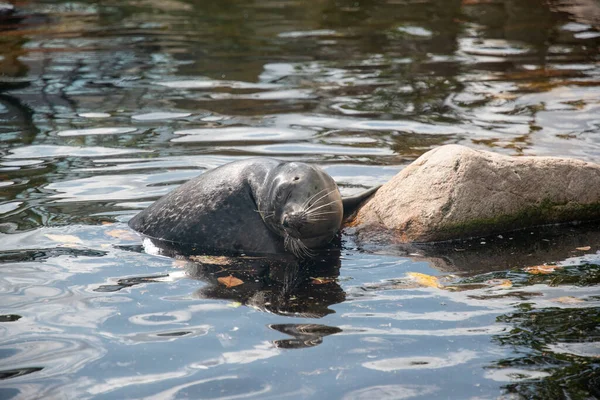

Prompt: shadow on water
[
  {"left": 0, "top": 95, "right": 38, "bottom": 147},
  {"left": 354, "top": 221, "right": 600, "bottom": 274}
]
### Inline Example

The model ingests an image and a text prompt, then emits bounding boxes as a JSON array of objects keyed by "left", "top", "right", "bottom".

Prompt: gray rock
[{"left": 351, "top": 144, "right": 600, "bottom": 243}]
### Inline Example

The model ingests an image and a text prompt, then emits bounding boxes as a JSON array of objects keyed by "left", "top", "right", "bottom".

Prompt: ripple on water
[
  {"left": 234, "top": 143, "right": 394, "bottom": 156},
  {"left": 1, "top": 159, "right": 45, "bottom": 167},
  {"left": 78, "top": 112, "right": 111, "bottom": 118},
  {"left": 362, "top": 350, "right": 479, "bottom": 372},
  {"left": 484, "top": 368, "right": 552, "bottom": 382},
  {"left": 172, "top": 126, "right": 315, "bottom": 143},
  {"left": 0, "top": 334, "right": 105, "bottom": 379},
  {"left": 85, "top": 369, "right": 193, "bottom": 397},
  {"left": 342, "top": 384, "right": 439, "bottom": 400},
  {"left": 395, "top": 26, "right": 433, "bottom": 38},
  {"left": 274, "top": 114, "right": 463, "bottom": 135},
  {"left": 155, "top": 79, "right": 282, "bottom": 90},
  {"left": 459, "top": 37, "right": 531, "bottom": 57},
  {"left": 208, "top": 89, "right": 316, "bottom": 100},
  {"left": 77, "top": 157, "right": 213, "bottom": 173},
  {"left": 123, "top": 324, "right": 211, "bottom": 344},
  {"left": 574, "top": 31, "right": 600, "bottom": 39},
  {"left": 46, "top": 172, "right": 188, "bottom": 202},
  {"left": 325, "top": 163, "right": 403, "bottom": 183},
  {"left": 561, "top": 22, "right": 592, "bottom": 32},
  {"left": 56, "top": 127, "right": 138, "bottom": 137},
  {"left": 278, "top": 29, "right": 337, "bottom": 38},
  {"left": 145, "top": 376, "right": 272, "bottom": 400},
  {"left": 200, "top": 115, "right": 225, "bottom": 122},
  {"left": 547, "top": 341, "right": 600, "bottom": 358},
  {"left": 0, "top": 202, "right": 22, "bottom": 215},
  {"left": 131, "top": 112, "right": 191, "bottom": 121},
  {"left": 5, "top": 145, "right": 149, "bottom": 159},
  {"left": 342, "top": 309, "right": 501, "bottom": 322},
  {"left": 218, "top": 341, "right": 282, "bottom": 365},
  {"left": 129, "top": 311, "right": 192, "bottom": 325},
  {"left": 339, "top": 324, "right": 509, "bottom": 337}
]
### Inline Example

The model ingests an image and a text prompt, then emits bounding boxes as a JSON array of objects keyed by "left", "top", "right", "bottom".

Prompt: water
[{"left": 1, "top": 0, "right": 599, "bottom": 398}]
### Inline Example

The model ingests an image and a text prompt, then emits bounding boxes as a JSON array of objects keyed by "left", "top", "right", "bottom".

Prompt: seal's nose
[{"left": 282, "top": 213, "right": 302, "bottom": 237}]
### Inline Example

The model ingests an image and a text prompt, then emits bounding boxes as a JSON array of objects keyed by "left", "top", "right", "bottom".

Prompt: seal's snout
[{"left": 281, "top": 212, "right": 304, "bottom": 237}]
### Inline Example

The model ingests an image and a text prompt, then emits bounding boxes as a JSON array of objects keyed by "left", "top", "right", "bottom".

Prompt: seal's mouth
[
  {"left": 281, "top": 211, "right": 341, "bottom": 258},
  {"left": 281, "top": 213, "right": 310, "bottom": 258}
]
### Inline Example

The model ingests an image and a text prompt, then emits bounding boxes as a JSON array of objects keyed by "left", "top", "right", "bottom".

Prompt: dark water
[{"left": 1, "top": 0, "right": 600, "bottom": 398}]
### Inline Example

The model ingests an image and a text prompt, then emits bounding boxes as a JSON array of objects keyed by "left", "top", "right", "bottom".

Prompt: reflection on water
[
  {"left": 185, "top": 254, "right": 345, "bottom": 318},
  {"left": 1, "top": 0, "right": 599, "bottom": 398}
]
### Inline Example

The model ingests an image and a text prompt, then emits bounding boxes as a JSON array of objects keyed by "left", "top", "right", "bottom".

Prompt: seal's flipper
[{"left": 342, "top": 185, "right": 381, "bottom": 219}]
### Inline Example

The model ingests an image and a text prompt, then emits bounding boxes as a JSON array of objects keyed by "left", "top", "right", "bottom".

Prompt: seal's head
[{"left": 258, "top": 162, "right": 343, "bottom": 258}]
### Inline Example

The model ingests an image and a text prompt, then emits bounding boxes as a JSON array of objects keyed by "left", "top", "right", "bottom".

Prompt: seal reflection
[
  {"left": 184, "top": 249, "right": 345, "bottom": 319},
  {"left": 97, "top": 245, "right": 346, "bottom": 348},
  {"left": 185, "top": 251, "right": 346, "bottom": 348}
]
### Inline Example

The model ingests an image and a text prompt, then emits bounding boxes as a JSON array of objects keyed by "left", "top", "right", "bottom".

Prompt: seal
[{"left": 128, "top": 158, "right": 377, "bottom": 258}]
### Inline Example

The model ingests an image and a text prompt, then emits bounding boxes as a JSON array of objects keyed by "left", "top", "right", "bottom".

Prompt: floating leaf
[
  {"left": 553, "top": 296, "right": 585, "bottom": 304},
  {"left": 45, "top": 234, "right": 83, "bottom": 244},
  {"left": 189, "top": 255, "right": 232, "bottom": 265},
  {"left": 524, "top": 265, "right": 556, "bottom": 274},
  {"left": 406, "top": 272, "right": 442, "bottom": 288},
  {"left": 312, "top": 277, "right": 335, "bottom": 285},
  {"left": 228, "top": 301, "right": 242, "bottom": 308},
  {"left": 218, "top": 275, "right": 244, "bottom": 288},
  {"left": 105, "top": 229, "right": 139, "bottom": 241},
  {"left": 576, "top": 246, "right": 591, "bottom": 251}
]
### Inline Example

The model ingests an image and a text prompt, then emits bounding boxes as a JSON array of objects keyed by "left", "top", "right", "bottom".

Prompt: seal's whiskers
[
  {"left": 306, "top": 188, "right": 337, "bottom": 211},
  {"left": 301, "top": 188, "right": 328, "bottom": 209},
  {"left": 255, "top": 209, "right": 275, "bottom": 219},
  {"left": 305, "top": 198, "right": 339, "bottom": 216},
  {"left": 284, "top": 233, "right": 314, "bottom": 258},
  {"left": 307, "top": 210, "right": 339, "bottom": 216},
  {"left": 296, "top": 240, "right": 314, "bottom": 258},
  {"left": 305, "top": 210, "right": 339, "bottom": 222}
]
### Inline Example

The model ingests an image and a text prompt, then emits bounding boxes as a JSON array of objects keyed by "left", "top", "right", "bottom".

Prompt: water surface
[{"left": 1, "top": 0, "right": 600, "bottom": 398}]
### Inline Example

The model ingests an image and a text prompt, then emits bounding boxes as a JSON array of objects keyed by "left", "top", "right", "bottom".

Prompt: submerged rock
[{"left": 352, "top": 145, "right": 600, "bottom": 243}]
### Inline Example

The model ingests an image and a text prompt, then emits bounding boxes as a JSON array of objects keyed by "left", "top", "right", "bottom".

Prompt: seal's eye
[{"left": 293, "top": 176, "right": 299, "bottom": 181}]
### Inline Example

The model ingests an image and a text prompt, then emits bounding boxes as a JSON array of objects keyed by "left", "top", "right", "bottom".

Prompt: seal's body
[{"left": 129, "top": 158, "right": 375, "bottom": 258}]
